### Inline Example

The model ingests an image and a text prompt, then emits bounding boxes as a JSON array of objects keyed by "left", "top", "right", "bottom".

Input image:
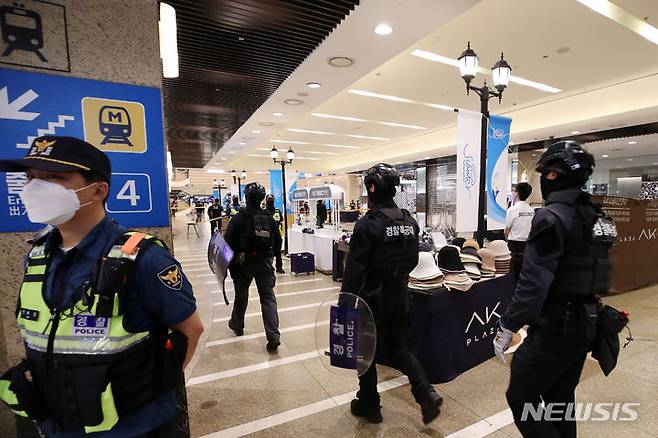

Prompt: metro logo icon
[{"left": 82, "top": 97, "right": 147, "bottom": 153}]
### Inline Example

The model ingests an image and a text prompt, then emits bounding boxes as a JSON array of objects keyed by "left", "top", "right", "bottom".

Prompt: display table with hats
[{"left": 408, "top": 274, "right": 516, "bottom": 383}]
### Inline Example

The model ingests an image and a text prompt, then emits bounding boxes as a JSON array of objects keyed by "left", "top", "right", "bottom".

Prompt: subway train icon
[
  {"left": 0, "top": 4, "right": 48, "bottom": 62},
  {"left": 99, "top": 105, "right": 134, "bottom": 146}
]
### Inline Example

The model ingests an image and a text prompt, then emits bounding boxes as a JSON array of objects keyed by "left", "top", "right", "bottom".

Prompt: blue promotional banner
[
  {"left": 268, "top": 168, "right": 299, "bottom": 214},
  {"left": 329, "top": 305, "right": 359, "bottom": 370},
  {"left": 486, "top": 115, "right": 512, "bottom": 230},
  {"left": 0, "top": 68, "right": 168, "bottom": 231},
  {"left": 269, "top": 169, "right": 284, "bottom": 212}
]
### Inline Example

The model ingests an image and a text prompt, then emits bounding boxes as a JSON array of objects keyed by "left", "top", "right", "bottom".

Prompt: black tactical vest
[
  {"left": 548, "top": 194, "right": 617, "bottom": 296},
  {"left": 369, "top": 207, "right": 418, "bottom": 276}
]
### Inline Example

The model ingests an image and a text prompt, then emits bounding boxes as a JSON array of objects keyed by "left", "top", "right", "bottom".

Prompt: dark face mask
[
  {"left": 266, "top": 200, "right": 274, "bottom": 209},
  {"left": 540, "top": 172, "right": 587, "bottom": 200}
]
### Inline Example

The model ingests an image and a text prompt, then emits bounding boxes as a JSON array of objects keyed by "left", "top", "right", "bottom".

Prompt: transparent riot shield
[
  {"left": 314, "top": 292, "right": 376, "bottom": 377},
  {"left": 207, "top": 231, "right": 234, "bottom": 305}
]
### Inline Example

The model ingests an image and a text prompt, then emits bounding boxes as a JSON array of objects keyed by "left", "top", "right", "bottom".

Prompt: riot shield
[
  {"left": 207, "top": 231, "right": 234, "bottom": 305},
  {"left": 314, "top": 292, "right": 376, "bottom": 377}
]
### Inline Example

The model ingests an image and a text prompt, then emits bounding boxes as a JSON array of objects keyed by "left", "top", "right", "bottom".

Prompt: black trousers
[
  {"left": 209, "top": 218, "right": 219, "bottom": 235},
  {"left": 357, "top": 315, "right": 433, "bottom": 408},
  {"left": 506, "top": 309, "right": 594, "bottom": 438},
  {"left": 508, "top": 241, "right": 526, "bottom": 284},
  {"left": 229, "top": 262, "right": 280, "bottom": 342}
]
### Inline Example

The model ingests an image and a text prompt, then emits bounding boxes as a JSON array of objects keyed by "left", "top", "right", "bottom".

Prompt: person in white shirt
[{"left": 505, "top": 182, "right": 535, "bottom": 281}]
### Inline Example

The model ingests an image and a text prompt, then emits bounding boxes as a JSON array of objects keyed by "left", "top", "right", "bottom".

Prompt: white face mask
[{"left": 19, "top": 178, "right": 97, "bottom": 225}]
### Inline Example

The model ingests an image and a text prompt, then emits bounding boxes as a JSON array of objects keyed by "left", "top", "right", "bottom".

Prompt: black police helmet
[
  {"left": 363, "top": 163, "right": 399, "bottom": 198},
  {"left": 244, "top": 182, "right": 266, "bottom": 205},
  {"left": 536, "top": 141, "right": 595, "bottom": 176}
]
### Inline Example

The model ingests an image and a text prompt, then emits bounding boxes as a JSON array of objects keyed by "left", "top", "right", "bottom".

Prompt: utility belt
[
  {"left": 235, "top": 249, "right": 273, "bottom": 265},
  {"left": 0, "top": 331, "right": 186, "bottom": 432},
  {"left": 535, "top": 294, "right": 599, "bottom": 340}
]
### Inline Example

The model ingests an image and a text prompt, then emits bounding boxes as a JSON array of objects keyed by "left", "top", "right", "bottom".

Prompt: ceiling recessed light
[
  {"left": 306, "top": 82, "right": 321, "bottom": 89},
  {"left": 374, "top": 23, "right": 393, "bottom": 35},
  {"left": 259, "top": 122, "right": 275, "bottom": 127},
  {"left": 251, "top": 130, "right": 260, "bottom": 134},
  {"left": 273, "top": 112, "right": 283, "bottom": 116},
  {"left": 238, "top": 142, "right": 245, "bottom": 145},
  {"left": 602, "top": 154, "right": 609, "bottom": 158},
  {"left": 424, "top": 156, "right": 430, "bottom": 160},
  {"left": 328, "top": 56, "right": 353, "bottom": 68},
  {"left": 228, "top": 151, "right": 235, "bottom": 154},
  {"left": 628, "top": 141, "right": 637, "bottom": 144},
  {"left": 571, "top": 131, "right": 580, "bottom": 134},
  {"left": 238, "top": 36, "right": 245, "bottom": 41},
  {"left": 627, "top": 158, "right": 633, "bottom": 161},
  {"left": 284, "top": 98, "right": 304, "bottom": 105}
]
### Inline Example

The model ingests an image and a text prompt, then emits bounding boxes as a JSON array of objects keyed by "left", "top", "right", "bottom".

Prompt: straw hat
[{"left": 410, "top": 252, "right": 443, "bottom": 280}]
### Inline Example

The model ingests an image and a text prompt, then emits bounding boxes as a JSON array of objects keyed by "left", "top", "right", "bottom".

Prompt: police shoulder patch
[{"left": 158, "top": 264, "right": 182, "bottom": 290}]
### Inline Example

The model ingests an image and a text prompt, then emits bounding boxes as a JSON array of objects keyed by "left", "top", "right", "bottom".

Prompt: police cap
[{"left": 0, "top": 136, "right": 112, "bottom": 183}]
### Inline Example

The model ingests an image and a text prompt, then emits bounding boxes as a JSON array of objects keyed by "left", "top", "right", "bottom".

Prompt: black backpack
[{"left": 241, "top": 211, "right": 273, "bottom": 253}]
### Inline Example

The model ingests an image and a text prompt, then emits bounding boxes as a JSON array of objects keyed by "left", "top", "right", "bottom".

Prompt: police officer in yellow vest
[
  {"left": 0, "top": 136, "right": 204, "bottom": 437},
  {"left": 264, "top": 194, "right": 285, "bottom": 273},
  {"left": 229, "top": 196, "right": 241, "bottom": 218}
]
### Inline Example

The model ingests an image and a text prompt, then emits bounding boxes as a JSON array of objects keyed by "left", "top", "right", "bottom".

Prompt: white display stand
[
  {"left": 288, "top": 184, "right": 347, "bottom": 273},
  {"left": 288, "top": 226, "right": 344, "bottom": 272}
]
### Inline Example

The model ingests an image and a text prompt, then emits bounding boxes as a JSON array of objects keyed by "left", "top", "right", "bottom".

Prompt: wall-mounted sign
[
  {"left": 0, "top": 67, "right": 168, "bottom": 232},
  {"left": 0, "top": 0, "right": 70, "bottom": 72}
]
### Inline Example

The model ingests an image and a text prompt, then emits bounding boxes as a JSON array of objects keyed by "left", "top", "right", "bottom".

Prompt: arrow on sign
[{"left": 0, "top": 87, "right": 40, "bottom": 121}]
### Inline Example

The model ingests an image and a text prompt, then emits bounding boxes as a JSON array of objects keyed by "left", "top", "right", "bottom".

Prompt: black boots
[
  {"left": 350, "top": 399, "right": 383, "bottom": 424},
  {"left": 228, "top": 320, "right": 243, "bottom": 336},
  {"left": 420, "top": 390, "right": 443, "bottom": 425},
  {"left": 266, "top": 339, "right": 280, "bottom": 352}
]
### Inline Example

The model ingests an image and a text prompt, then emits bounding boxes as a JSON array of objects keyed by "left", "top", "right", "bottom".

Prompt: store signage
[
  {"left": 329, "top": 304, "right": 358, "bottom": 370},
  {"left": 309, "top": 186, "right": 331, "bottom": 199},
  {"left": 291, "top": 188, "right": 308, "bottom": 200},
  {"left": 0, "top": 67, "right": 169, "bottom": 231},
  {"left": 487, "top": 115, "right": 512, "bottom": 230},
  {"left": 456, "top": 109, "right": 481, "bottom": 232}
]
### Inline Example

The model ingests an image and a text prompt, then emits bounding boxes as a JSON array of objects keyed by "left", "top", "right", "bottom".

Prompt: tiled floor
[{"left": 174, "top": 212, "right": 658, "bottom": 438}]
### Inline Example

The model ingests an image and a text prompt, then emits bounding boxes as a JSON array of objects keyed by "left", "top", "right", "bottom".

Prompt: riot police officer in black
[
  {"left": 342, "top": 163, "right": 442, "bottom": 425},
  {"left": 494, "top": 141, "right": 616, "bottom": 437},
  {"left": 225, "top": 183, "right": 282, "bottom": 351}
]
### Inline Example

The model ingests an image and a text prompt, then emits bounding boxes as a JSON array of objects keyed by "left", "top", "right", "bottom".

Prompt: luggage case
[{"left": 290, "top": 252, "right": 315, "bottom": 276}]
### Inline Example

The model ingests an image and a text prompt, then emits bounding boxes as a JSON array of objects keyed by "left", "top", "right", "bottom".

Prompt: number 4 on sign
[{"left": 117, "top": 180, "right": 140, "bottom": 206}]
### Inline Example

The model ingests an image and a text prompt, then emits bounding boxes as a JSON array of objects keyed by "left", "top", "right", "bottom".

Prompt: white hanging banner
[{"left": 456, "top": 109, "right": 482, "bottom": 232}]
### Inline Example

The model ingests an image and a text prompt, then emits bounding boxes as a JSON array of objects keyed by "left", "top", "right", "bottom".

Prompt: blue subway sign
[{"left": 0, "top": 67, "right": 169, "bottom": 231}]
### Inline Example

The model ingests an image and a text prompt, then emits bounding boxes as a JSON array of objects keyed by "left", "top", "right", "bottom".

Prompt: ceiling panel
[
  {"left": 162, "top": 0, "right": 361, "bottom": 168},
  {"left": 243, "top": 0, "right": 658, "bottom": 170}
]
